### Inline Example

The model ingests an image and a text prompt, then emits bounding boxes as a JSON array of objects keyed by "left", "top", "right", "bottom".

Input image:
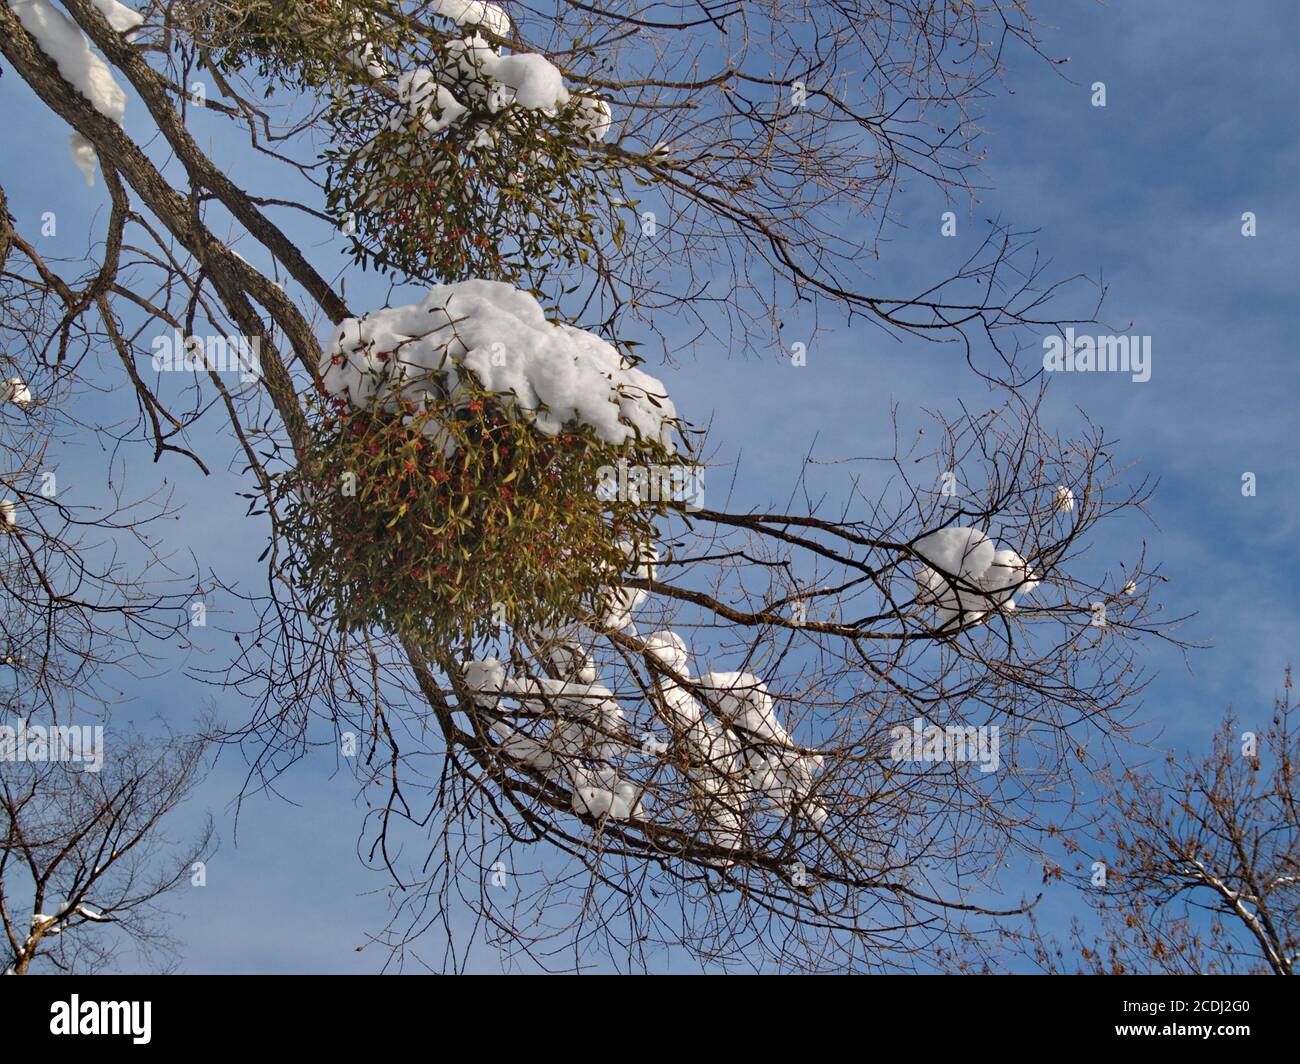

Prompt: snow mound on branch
[
  {"left": 346, "top": 26, "right": 387, "bottom": 80},
  {"left": 914, "top": 526, "right": 995, "bottom": 581},
  {"left": 431, "top": 0, "right": 510, "bottom": 37},
  {"left": 913, "top": 526, "right": 1038, "bottom": 631},
  {"left": 393, "top": 68, "right": 468, "bottom": 135},
  {"left": 530, "top": 623, "right": 598, "bottom": 683},
  {"left": 568, "top": 765, "right": 639, "bottom": 820},
  {"left": 466, "top": 628, "right": 827, "bottom": 841},
  {"left": 572, "top": 95, "right": 612, "bottom": 141},
  {"left": 980, "top": 548, "right": 1040, "bottom": 607},
  {"left": 9, "top": 0, "right": 138, "bottom": 184},
  {"left": 378, "top": 30, "right": 610, "bottom": 146},
  {"left": 322, "top": 280, "right": 678, "bottom": 452},
  {"left": 89, "top": 0, "right": 142, "bottom": 34},
  {"left": 701, "top": 672, "right": 786, "bottom": 745},
  {"left": 643, "top": 630, "right": 689, "bottom": 673},
  {"left": 468, "top": 658, "right": 644, "bottom": 821},
  {"left": 622, "top": 639, "right": 746, "bottom": 852},
  {"left": 600, "top": 542, "right": 657, "bottom": 631},
  {"left": 462, "top": 657, "right": 505, "bottom": 694},
  {"left": 698, "top": 671, "right": 827, "bottom": 827},
  {"left": 3, "top": 378, "right": 33, "bottom": 407},
  {"left": 441, "top": 34, "right": 568, "bottom": 111},
  {"left": 653, "top": 636, "right": 825, "bottom": 832}
]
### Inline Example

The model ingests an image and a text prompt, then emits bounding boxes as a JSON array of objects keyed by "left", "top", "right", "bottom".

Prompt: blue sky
[{"left": 2, "top": 0, "right": 1298, "bottom": 971}]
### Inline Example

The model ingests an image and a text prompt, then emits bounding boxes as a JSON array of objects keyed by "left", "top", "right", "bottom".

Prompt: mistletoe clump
[
  {"left": 285, "top": 386, "right": 681, "bottom": 647},
  {"left": 281, "top": 280, "right": 691, "bottom": 646},
  {"left": 328, "top": 94, "right": 622, "bottom": 285},
  {"left": 191, "top": 0, "right": 399, "bottom": 88},
  {"left": 189, "top": 1, "right": 623, "bottom": 286},
  {"left": 325, "top": 30, "right": 622, "bottom": 285}
]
